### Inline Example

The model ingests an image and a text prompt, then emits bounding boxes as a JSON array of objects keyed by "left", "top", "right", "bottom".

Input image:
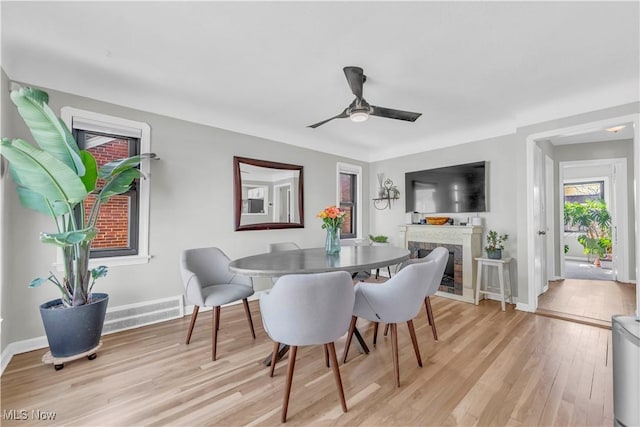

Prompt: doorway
[{"left": 525, "top": 114, "right": 639, "bottom": 325}]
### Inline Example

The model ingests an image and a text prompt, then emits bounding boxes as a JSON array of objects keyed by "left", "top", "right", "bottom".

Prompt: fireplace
[
  {"left": 400, "top": 225, "right": 482, "bottom": 303},
  {"left": 411, "top": 244, "right": 462, "bottom": 295}
]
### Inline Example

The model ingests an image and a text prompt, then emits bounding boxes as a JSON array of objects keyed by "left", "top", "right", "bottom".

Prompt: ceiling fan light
[{"left": 350, "top": 110, "right": 369, "bottom": 122}]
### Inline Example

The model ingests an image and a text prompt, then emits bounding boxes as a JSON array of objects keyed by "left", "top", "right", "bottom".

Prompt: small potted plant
[
  {"left": 368, "top": 234, "right": 389, "bottom": 246},
  {"left": 485, "top": 230, "right": 508, "bottom": 259}
]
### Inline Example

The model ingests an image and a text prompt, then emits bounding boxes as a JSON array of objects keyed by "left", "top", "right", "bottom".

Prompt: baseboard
[
  {"left": 2, "top": 294, "right": 185, "bottom": 375},
  {"left": 2, "top": 292, "right": 268, "bottom": 375},
  {"left": 516, "top": 302, "right": 534, "bottom": 312},
  {"left": 1, "top": 335, "right": 49, "bottom": 374}
]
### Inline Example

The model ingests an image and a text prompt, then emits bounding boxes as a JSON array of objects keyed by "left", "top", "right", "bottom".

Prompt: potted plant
[
  {"left": 564, "top": 199, "right": 611, "bottom": 265},
  {"left": 1, "top": 87, "right": 148, "bottom": 365},
  {"left": 485, "top": 230, "right": 508, "bottom": 259},
  {"left": 368, "top": 234, "right": 389, "bottom": 246}
]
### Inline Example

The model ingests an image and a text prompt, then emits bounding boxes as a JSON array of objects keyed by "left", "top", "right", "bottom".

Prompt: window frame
[
  {"left": 60, "top": 107, "right": 151, "bottom": 267},
  {"left": 75, "top": 129, "right": 140, "bottom": 258},
  {"left": 336, "top": 162, "right": 362, "bottom": 240}
]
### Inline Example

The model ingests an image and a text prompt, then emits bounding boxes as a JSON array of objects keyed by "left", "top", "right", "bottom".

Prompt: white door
[{"left": 533, "top": 145, "right": 548, "bottom": 296}]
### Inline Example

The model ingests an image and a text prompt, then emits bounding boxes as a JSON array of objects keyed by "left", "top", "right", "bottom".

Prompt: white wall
[
  {"left": 370, "top": 134, "right": 520, "bottom": 294},
  {"left": 1, "top": 81, "right": 369, "bottom": 351}
]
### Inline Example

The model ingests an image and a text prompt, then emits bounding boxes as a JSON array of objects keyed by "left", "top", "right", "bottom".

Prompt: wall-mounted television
[{"left": 405, "top": 161, "right": 487, "bottom": 214}]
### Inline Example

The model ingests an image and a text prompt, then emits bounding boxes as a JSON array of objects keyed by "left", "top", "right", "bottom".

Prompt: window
[
  {"left": 563, "top": 180, "right": 605, "bottom": 232},
  {"left": 61, "top": 107, "right": 151, "bottom": 267},
  {"left": 337, "top": 163, "right": 362, "bottom": 240},
  {"left": 75, "top": 130, "right": 140, "bottom": 257},
  {"left": 564, "top": 180, "right": 604, "bottom": 204}
]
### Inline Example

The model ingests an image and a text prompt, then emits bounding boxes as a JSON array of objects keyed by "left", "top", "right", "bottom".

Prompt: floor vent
[{"left": 103, "top": 295, "right": 184, "bottom": 335}]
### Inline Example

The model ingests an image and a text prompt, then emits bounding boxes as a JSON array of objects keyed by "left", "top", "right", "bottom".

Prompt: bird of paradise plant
[{"left": 1, "top": 87, "right": 150, "bottom": 307}]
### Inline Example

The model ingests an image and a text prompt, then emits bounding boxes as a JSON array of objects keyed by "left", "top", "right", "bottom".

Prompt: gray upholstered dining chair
[
  {"left": 342, "top": 260, "right": 439, "bottom": 387},
  {"left": 268, "top": 242, "right": 301, "bottom": 284},
  {"left": 260, "top": 271, "right": 355, "bottom": 423},
  {"left": 180, "top": 247, "right": 255, "bottom": 361},
  {"left": 268, "top": 242, "right": 301, "bottom": 252},
  {"left": 341, "top": 239, "right": 373, "bottom": 281},
  {"left": 395, "top": 246, "right": 449, "bottom": 341}
]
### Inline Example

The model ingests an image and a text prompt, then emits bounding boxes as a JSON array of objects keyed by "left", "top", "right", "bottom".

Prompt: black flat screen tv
[{"left": 405, "top": 161, "right": 486, "bottom": 214}]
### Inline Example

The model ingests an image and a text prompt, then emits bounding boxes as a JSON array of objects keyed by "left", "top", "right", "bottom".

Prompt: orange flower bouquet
[
  {"left": 317, "top": 205, "right": 346, "bottom": 254},
  {"left": 317, "top": 205, "right": 346, "bottom": 230}
]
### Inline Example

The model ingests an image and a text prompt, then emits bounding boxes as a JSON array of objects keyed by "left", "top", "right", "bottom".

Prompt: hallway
[{"left": 537, "top": 278, "right": 635, "bottom": 327}]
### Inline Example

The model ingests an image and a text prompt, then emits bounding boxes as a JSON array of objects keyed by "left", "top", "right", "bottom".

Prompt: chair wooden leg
[
  {"left": 327, "top": 342, "right": 348, "bottom": 413},
  {"left": 373, "top": 322, "right": 379, "bottom": 347},
  {"left": 212, "top": 306, "right": 220, "bottom": 361},
  {"left": 270, "top": 341, "right": 280, "bottom": 377},
  {"left": 323, "top": 344, "right": 330, "bottom": 368},
  {"left": 424, "top": 296, "right": 438, "bottom": 341},
  {"left": 407, "top": 320, "right": 422, "bottom": 367},
  {"left": 342, "top": 316, "right": 357, "bottom": 363},
  {"left": 185, "top": 305, "right": 199, "bottom": 344},
  {"left": 281, "top": 345, "right": 298, "bottom": 423},
  {"left": 384, "top": 323, "right": 390, "bottom": 337},
  {"left": 242, "top": 298, "right": 256, "bottom": 339},
  {"left": 390, "top": 323, "right": 400, "bottom": 387}
]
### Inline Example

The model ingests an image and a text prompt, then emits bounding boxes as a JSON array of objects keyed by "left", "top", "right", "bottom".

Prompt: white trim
[
  {"left": 526, "top": 113, "right": 640, "bottom": 317},
  {"left": 516, "top": 302, "right": 534, "bottom": 313},
  {"left": 59, "top": 107, "right": 151, "bottom": 268},
  {"left": 558, "top": 159, "right": 628, "bottom": 282},
  {"left": 336, "top": 162, "right": 363, "bottom": 239}
]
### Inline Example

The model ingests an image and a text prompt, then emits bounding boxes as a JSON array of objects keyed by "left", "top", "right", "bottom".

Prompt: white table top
[{"left": 229, "top": 245, "right": 410, "bottom": 277}]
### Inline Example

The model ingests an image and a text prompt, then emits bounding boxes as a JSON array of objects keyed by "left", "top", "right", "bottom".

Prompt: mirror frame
[{"left": 234, "top": 156, "right": 304, "bottom": 231}]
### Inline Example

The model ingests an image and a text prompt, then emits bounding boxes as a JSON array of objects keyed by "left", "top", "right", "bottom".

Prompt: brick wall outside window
[{"left": 83, "top": 139, "right": 132, "bottom": 249}]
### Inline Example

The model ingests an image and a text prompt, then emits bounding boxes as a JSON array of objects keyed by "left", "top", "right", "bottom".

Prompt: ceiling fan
[{"left": 308, "top": 66, "right": 422, "bottom": 128}]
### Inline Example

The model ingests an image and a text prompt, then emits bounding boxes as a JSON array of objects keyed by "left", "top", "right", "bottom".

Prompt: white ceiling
[{"left": 2, "top": 1, "right": 638, "bottom": 162}]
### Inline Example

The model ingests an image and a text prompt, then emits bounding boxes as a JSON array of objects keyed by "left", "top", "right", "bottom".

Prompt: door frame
[
  {"left": 525, "top": 113, "right": 640, "bottom": 315},
  {"left": 558, "top": 159, "right": 628, "bottom": 282}
]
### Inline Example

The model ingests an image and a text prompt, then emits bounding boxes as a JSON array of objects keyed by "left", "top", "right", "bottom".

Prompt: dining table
[{"left": 229, "top": 245, "right": 410, "bottom": 365}]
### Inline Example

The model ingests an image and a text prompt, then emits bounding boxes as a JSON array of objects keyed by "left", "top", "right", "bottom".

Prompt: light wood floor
[
  {"left": 2, "top": 298, "right": 613, "bottom": 426},
  {"left": 537, "top": 278, "right": 636, "bottom": 327}
]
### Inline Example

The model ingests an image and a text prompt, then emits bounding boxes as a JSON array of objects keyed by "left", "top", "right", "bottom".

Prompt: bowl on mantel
[{"left": 426, "top": 217, "right": 449, "bottom": 225}]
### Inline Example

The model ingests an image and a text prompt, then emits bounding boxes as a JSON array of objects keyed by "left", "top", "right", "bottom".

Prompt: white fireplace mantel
[{"left": 399, "top": 225, "right": 482, "bottom": 303}]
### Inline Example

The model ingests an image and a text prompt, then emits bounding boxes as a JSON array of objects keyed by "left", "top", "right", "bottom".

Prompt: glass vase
[{"left": 325, "top": 226, "right": 341, "bottom": 255}]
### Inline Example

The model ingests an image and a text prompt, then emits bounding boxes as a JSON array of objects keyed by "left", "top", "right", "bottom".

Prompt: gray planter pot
[
  {"left": 487, "top": 249, "right": 502, "bottom": 259},
  {"left": 39, "top": 293, "right": 109, "bottom": 358}
]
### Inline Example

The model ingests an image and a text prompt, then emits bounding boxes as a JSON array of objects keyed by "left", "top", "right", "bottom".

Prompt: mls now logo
[{"left": 3, "top": 409, "right": 28, "bottom": 420}]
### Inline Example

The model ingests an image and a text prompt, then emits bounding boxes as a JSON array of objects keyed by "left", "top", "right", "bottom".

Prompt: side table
[{"left": 474, "top": 257, "right": 513, "bottom": 311}]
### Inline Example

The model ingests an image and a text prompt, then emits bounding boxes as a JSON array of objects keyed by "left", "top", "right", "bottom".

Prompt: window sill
[{"left": 54, "top": 254, "right": 151, "bottom": 271}]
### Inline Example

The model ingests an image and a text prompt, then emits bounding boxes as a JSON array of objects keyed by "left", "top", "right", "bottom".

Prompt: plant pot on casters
[{"left": 1, "top": 87, "right": 150, "bottom": 370}]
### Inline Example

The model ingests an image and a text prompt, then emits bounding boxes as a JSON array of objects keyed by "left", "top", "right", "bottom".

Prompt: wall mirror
[{"left": 234, "top": 156, "right": 304, "bottom": 231}]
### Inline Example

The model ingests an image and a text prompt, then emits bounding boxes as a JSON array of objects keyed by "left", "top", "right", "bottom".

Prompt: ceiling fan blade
[
  {"left": 343, "top": 66, "right": 364, "bottom": 99},
  {"left": 307, "top": 109, "right": 349, "bottom": 128},
  {"left": 370, "top": 105, "right": 422, "bottom": 122}
]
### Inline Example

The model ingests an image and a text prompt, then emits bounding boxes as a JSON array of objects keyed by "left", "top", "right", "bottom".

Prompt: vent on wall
[{"left": 103, "top": 295, "right": 184, "bottom": 335}]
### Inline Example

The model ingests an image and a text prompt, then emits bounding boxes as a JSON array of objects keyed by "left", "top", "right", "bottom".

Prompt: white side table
[{"left": 474, "top": 257, "right": 513, "bottom": 311}]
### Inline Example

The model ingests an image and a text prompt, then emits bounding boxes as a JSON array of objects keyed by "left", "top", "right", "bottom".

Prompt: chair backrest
[
  {"left": 260, "top": 271, "right": 355, "bottom": 346},
  {"left": 423, "top": 247, "right": 449, "bottom": 295},
  {"left": 354, "top": 260, "right": 439, "bottom": 323},
  {"left": 269, "top": 242, "right": 301, "bottom": 252},
  {"left": 180, "top": 247, "right": 251, "bottom": 306},
  {"left": 398, "top": 246, "right": 449, "bottom": 296},
  {"left": 341, "top": 239, "right": 367, "bottom": 246}
]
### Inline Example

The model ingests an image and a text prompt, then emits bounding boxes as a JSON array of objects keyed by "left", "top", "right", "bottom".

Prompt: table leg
[
  {"left": 475, "top": 260, "right": 483, "bottom": 305},
  {"left": 353, "top": 327, "right": 370, "bottom": 354},
  {"left": 263, "top": 343, "right": 290, "bottom": 366}
]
